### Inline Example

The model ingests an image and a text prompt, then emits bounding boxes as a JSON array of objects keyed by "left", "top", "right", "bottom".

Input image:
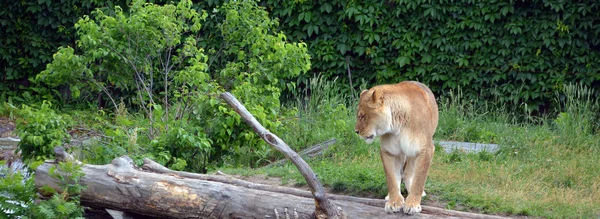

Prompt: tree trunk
[{"left": 35, "top": 157, "right": 454, "bottom": 219}]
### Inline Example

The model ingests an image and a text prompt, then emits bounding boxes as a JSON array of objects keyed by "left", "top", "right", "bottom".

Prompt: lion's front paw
[
  {"left": 403, "top": 201, "right": 422, "bottom": 215},
  {"left": 384, "top": 196, "right": 404, "bottom": 213}
]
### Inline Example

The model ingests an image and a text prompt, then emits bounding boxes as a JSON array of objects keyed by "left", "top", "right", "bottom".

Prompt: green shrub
[
  {"left": 0, "top": 167, "right": 35, "bottom": 218},
  {"left": 16, "top": 101, "right": 72, "bottom": 163},
  {"left": 147, "top": 120, "right": 212, "bottom": 172},
  {"left": 36, "top": 0, "right": 311, "bottom": 171},
  {"left": 5, "top": 0, "right": 600, "bottom": 115}
]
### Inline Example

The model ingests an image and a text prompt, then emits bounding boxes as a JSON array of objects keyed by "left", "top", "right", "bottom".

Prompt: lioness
[{"left": 354, "top": 81, "right": 438, "bottom": 214}]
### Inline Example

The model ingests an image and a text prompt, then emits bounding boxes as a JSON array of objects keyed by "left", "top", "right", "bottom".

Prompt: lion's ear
[
  {"left": 360, "top": 89, "right": 368, "bottom": 96},
  {"left": 371, "top": 88, "right": 384, "bottom": 106}
]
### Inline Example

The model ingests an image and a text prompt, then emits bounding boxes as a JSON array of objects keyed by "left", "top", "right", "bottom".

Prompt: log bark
[
  {"left": 220, "top": 92, "right": 343, "bottom": 219},
  {"left": 35, "top": 156, "right": 457, "bottom": 219},
  {"left": 143, "top": 159, "right": 509, "bottom": 219}
]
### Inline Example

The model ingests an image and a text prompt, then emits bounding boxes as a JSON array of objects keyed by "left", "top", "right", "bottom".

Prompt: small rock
[{"left": 437, "top": 141, "right": 498, "bottom": 153}]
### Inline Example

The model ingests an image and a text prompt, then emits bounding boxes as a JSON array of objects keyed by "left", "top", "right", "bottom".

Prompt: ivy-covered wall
[
  {"left": 0, "top": 1, "right": 131, "bottom": 90},
  {"left": 266, "top": 0, "right": 600, "bottom": 111},
  {"left": 2, "top": 0, "right": 599, "bottom": 112}
]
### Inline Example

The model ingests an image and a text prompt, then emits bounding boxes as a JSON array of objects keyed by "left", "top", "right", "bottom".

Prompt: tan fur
[{"left": 354, "top": 81, "right": 438, "bottom": 214}]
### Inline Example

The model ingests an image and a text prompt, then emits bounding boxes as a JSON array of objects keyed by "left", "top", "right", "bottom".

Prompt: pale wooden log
[
  {"left": 35, "top": 156, "right": 453, "bottom": 219},
  {"left": 143, "top": 159, "right": 508, "bottom": 219},
  {"left": 220, "top": 92, "right": 344, "bottom": 219}
]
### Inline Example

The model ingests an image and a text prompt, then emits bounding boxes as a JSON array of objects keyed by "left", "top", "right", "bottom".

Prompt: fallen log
[
  {"left": 35, "top": 156, "right": 452, "bottom": 219},
  {"left": 143, "top": 159, "right": 508, "bottom": 219}
]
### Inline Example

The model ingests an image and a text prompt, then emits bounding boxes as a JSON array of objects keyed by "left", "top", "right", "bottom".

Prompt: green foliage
[
  {"left": 266, "top": 0, "right": 600, "bottom": 113},
  {"left": 47, "top": 162, "right": 86, "bottom": 199},
  {"left": 36, "top": 0, "right": 214, "bottom": 169},
  {"left": 30, "top": 162, "right": 86, "bottom": 219},
  {"left": 32, "top": 194, "right": 84, "bottom": 219},
  {"left": 16, "top": 101, "right": 72, "bottom": 163},
  {"left": 0, "top": 161, "right": 85, "bottom": 219},
  {"left": 0, "top": 102, "right": 19, "bottom": 118},
  {"left": 436, "top": 88, "right": 508, "bottom": 143},
  {"left": 37, "top": 0, "right": 210, "bottom": 121},
  {"left": 0, "top": 168, "right": 35, "bottom": 218},
  {"left": 36, "top": 0, "right": 311, "bottom": 172},
  {"left": 64, "top": 109, "right": 135, "bottom": 165},
  {"left": 148, "top": 120, "right": 212, "bottom": 171},
  {"left": 0, "top": 0, "right": 132, "bottom": 104},
  {"left": 4, "top": 0, "right": 600, "bottom": 114},
  {"left": 189, "top": 0, "right": 310, "bottom": 169},
  {"left": 554, "top": 83, "right": 599, "bottom": 134}
]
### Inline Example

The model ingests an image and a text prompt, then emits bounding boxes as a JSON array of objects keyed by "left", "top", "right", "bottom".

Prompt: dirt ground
[
  {"left": 0, "top": 117, "right": 15, "bottom": 137},
  {"left": 0, "top": 116, "right": 17, "bottom": 161}
]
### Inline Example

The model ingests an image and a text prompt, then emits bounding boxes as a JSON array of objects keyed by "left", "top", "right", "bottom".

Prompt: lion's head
[{"left": 354, "top": 88, "right": 392, "bottom": 144}]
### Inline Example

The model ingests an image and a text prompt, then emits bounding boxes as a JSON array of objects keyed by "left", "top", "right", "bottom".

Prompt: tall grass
[
  {"left": 290, "top": 75, "right": 353, "bottom": 113},
  {"left": 553, "top": 83, "right": 599, "bottom": 151},
  {"left": 436, "top": 88, "right": 517, "bottom": 143},
  {"left": 278, "top": 75, "right": 360, "bottom": 154}
]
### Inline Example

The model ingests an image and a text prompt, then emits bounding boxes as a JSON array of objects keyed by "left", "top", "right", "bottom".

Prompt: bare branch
[{"left": 220, "top": 92, "right": 346, "bottom": 219}]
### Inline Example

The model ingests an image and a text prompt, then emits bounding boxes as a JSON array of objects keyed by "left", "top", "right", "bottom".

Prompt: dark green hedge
[
  {"left": 1, "top": 1, "right": 122, "bottom": 89},
  {"left": 266, "top": 0, "right": 600, "bottom": 111},
  {"left": 2, "top": 0, "right": 599, "bottom": 112}
]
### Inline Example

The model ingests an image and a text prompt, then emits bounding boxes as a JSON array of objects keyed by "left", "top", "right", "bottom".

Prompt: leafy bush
[
  {"left": 37, "top": 0, "right": 210, "bottom": 138},
  {"left": 16, "top": 101, "right": 72, "bottom": 163},
  {"left": 37, "top": 0, "right": 311, "bottom": 171},
  {"left": 204, "top": 1, "right": 310, "bottom": 167},
  {"left": 0, "top": 165, "right": 35, "bottom": 218},
  {"left": 146, "top": 120, "right": 211, "bottom": 171}
]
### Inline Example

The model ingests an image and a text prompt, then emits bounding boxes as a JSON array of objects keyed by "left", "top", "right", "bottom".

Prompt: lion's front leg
[
  {"left": 403, "top": 143, "right": 434, "bottom": 215},
  {"left": 380, "top": 150, "right": 404, "bottom": 213}
]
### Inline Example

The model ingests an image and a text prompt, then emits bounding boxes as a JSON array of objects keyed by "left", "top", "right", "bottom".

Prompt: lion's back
[{"left": 378, "top": 81, "right": 439, "bottom": 134}]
